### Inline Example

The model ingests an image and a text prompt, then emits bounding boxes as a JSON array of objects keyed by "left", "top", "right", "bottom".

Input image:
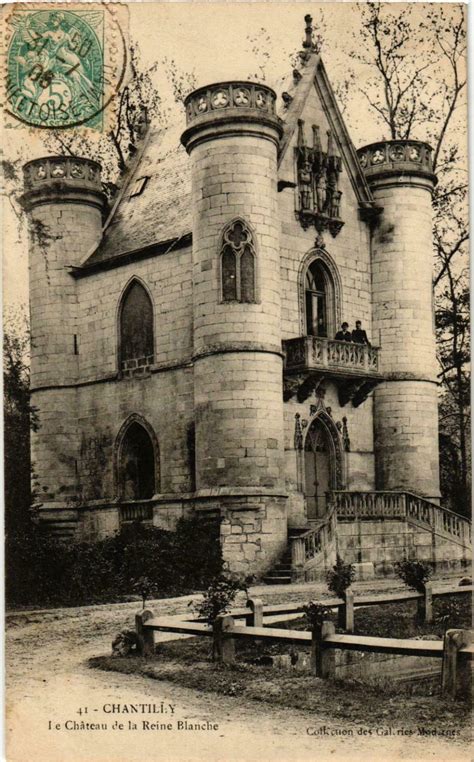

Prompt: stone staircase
[{"left": 263, "top": 491, "right": 472, "bottom": 584}]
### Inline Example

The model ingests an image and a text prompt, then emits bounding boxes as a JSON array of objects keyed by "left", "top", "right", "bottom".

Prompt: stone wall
[
  {"left": 278, "top": 85, "right": 373, "bottom": 342},
  {"left": 337, "top": 518, "right": 470, "bottom": 574}
]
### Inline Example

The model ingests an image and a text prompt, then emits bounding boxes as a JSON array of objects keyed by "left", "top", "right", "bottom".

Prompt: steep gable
[{"left": 278, "top": 51, "right": 374, "bottom": 210}]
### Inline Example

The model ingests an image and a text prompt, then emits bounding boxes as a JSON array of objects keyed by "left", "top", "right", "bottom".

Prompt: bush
[
  {"left": 191, "top": 574, "right": 248, "bottom": 622},
  {"left": 303, "top": 601, "right": 334, "bottom": 631},
  {"left": 5, "top": 518, "right": 224, "bottom": 609},
  {"left": 326, "top": 554, "right": 355, "bottom": 600},
  {"left": 395, "top": 559, "right": 432, "bottom": 594}
]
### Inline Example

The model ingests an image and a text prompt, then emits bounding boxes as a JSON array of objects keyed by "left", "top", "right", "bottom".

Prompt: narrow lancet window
[
  {"left": 220, "top": 219, "right": 257, "bottom": 303},
  {"left": 119, "top": 280, "right": 154, "bottom": 370}
]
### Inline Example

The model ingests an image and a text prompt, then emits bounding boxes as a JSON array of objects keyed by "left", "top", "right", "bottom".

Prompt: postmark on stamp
[{"left": 4, "top": 3, "right": 128, "bottom": 130}]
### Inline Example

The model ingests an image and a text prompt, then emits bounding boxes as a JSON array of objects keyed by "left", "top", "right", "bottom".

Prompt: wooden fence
[{"left": 135, "top": 582, "right": 473, "bottom": 698}]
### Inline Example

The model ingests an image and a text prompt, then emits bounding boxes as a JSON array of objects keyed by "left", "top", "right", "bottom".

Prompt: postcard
[{"left": 2, "top": 3, "right": 471, "bottom": 761}]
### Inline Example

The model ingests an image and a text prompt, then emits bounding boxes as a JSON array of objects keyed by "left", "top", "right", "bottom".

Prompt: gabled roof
[
  {"left": 80, "top": 49, "right": 375, "bottom": 272},
  {"left": 82, "top": 121, "right": 192, "bottom": 270}
]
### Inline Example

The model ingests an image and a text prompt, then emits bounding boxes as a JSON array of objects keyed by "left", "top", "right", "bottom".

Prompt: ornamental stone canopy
[{"left": 357, "top": 140, "right": 437, "bottom": 186}]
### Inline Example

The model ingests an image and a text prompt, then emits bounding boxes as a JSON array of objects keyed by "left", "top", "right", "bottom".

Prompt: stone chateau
[{"left": 23, "top": 17, "right": 470, "bottom": 581}]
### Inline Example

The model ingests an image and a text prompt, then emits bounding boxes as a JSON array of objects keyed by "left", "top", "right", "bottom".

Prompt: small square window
[{"left": 129, "top": 176, "right": 149, "bottom": 198}]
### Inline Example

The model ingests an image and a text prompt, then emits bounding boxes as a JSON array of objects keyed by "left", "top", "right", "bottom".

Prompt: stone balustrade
[
  {"left": 331, "top": 490, "right": 471, "bottom": 546},
  {"left": 290, "top": 507, "right": 337, "bottom": 576},
  {"left": 283, "top": 336, "right": 380, "bottom": 374},
  {"left": 119, "top": 501, "right": 154, "bottom": 523}
]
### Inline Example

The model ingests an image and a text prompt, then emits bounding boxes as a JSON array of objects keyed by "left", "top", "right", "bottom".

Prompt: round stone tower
[
  {"left": 181, "top": 82, "right": 287, "bottom": 573},
  {"left": 22, "top": 157, "right": 106, "bottom": 534},
  {"left": 357, "top": 141, "right": 440, "bottom": 501}
]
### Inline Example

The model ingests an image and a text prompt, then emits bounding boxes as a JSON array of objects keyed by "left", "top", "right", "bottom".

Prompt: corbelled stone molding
[
  {"left": 181, "top": 81, "right": 282, "bottom": 153},
  {"left": 22, "top": 156, "right": 106, "bottom": 211},
  {"left": 357, "top": 140, "right": 437, "bottom": 187}
]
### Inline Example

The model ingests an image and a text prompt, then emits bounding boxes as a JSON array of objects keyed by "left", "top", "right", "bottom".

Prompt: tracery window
[
  {"left": 119, "top": 279, "right": 154, "bottom": 371},
  {"left": 220, "top": 219, "right": 256, "bottom": 303}
]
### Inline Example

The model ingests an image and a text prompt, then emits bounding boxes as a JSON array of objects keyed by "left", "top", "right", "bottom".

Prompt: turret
[
  {"left": 181, "top": 82, "right": 287, "bottom": 571},
  {"left": 22, "top": 157, "right": 106, "bottom": 534},
  {"left": 357, "top": 141, "right": 440, "bottom": 500}
]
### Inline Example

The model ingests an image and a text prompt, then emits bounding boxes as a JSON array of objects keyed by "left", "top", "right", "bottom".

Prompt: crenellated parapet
[
  {"left": 22, "top": 156, "right": 106, "bottom": 212},
  {"left": 357, "top": 140, "right": 437, "bottom": 188}
]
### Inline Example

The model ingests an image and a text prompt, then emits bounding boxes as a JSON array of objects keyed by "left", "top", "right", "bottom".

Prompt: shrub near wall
[{"left": 6, "top": 517, "right": 223, "bottom": 608}]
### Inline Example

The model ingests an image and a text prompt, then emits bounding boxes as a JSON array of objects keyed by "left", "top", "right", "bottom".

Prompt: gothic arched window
[
  {"left": 305, "top": 260, "right": 335, "bottom": 338},
  {"left": 119, "top": 280, "right": 154, "bottom": 370},
  {"left": 119, "top": 420, "right": 157, "bottom": 500},
  {"left": 220, "top": 219, "right": 256, "bottom": 303}
]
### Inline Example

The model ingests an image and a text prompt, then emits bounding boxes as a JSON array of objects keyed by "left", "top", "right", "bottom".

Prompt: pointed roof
[
  {"left": 79, "top": 17, "right": 376, "bottom": 273},
  {"left": 79, "top": 121, "right": 192, "bottom": 272},
  {"left": 277, "top": 48, "right": 374, "bottom": 208}
]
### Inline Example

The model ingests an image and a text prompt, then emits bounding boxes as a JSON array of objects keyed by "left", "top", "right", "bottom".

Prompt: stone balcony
[{"left": 282, "top": 336, "right": 383, "bottom": 406}]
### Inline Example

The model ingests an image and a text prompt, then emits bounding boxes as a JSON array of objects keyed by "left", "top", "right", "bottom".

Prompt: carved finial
[
  {"left": 312, "top": 124, "right": 322, "bottom": 152},
  {"left": 303, "top": 14, "right": 313, "bottom": 49},
  {"left": 327, "top": 130, "right": 335, "bottom": 157},
  {"left": 297, "top": 119, "right": 306, "bottom": 148}
]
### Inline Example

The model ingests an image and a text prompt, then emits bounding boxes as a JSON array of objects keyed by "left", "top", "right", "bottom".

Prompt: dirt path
[{"left": 6, "top": 580, "right": 471, "bottom": 762}]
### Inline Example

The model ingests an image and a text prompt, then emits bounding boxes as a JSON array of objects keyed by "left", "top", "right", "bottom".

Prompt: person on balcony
[
  {"left": 335, "top": 322, "right": 352, "bottom": 341},
  {"left": 352, "top": 320, "right": 370, "bottom": 345}
]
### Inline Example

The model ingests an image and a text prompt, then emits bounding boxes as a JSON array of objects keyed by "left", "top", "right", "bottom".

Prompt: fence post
[
  {"left": 441, "top": 629, "right": 472, "bottom": 698},
  {"left": 344, "top": 590, "right": 355, "bottom": 633},
  {"left": 424, "top": 583, "right": 433, "bottom": 624},
  {"left": 311, "top": 620, "right": 336, "bottom": 679},
  {"left": 135, "top": 609, "right": 155, "bottom": 656},
  {"left": 245, "top": 598, "right": 263, "bottom": 627},
  {"left": 213, "top": 614, "right": 235, "bottom": 664}
]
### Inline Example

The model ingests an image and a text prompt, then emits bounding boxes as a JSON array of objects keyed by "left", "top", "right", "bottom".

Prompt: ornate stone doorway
[{"left": 303, "top": 413, "right": 344, "bottom": 520}]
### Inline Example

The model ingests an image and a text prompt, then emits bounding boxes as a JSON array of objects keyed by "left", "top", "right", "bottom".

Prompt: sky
[{"left": 1, "top": 1, "right": 467, "bottom": 314}]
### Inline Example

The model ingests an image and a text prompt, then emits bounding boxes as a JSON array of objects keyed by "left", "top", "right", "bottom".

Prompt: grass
[{"left": 90, "top": 594, "right": 472, "bottom": 741}]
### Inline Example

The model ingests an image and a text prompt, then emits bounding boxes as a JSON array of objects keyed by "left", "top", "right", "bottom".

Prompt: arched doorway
[
  {"left": 304, "top": 415, "right": 342, "bottom": 519},
  {"left": 118, "top": 421, "right": 156, "bottom": 500}
]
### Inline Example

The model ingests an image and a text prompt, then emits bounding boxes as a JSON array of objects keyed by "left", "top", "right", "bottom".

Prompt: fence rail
[{"left": 135, "top": 582, "right": 473, "bottom": 697}]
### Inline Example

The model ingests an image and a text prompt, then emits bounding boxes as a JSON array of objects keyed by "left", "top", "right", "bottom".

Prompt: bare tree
[
  {"left": 348, "top": 2, "right": 469, "bottom": 512},
  {"left": 41, "top": 44, "right": 195, "bottom": 199}
]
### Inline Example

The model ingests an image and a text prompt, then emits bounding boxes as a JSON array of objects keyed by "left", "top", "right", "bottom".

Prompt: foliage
[
  {"left": 132, "top": 576, "right": 157, "bottom": 610},
  {"left": 6, "top": 519, "right": 223, "bottom": 609},
  {"left": 345, "top": 3, "right": 470, "bottom": 517},
  {"left": 3, "top": 308, "right": 39, "bottom": 535},
  {"left": 41, "top": 43, "right": 196, "bottom": 200},
  {"left": 395, "top": 560, "right": 433, "bottom": 595},
  {"left": 326, "top": 554, "right": 355, "bottom": 600},
  {"left": 435, "top": 597, "right": 465, "bottom": 632},
  {"left": 191, "top": 574, "right": 249, "bottom": 622},
  {"left": 302, "top": 602, "right": 334, "bottom": 632},
  {"left": 172, "top": 514, "right": 223, "bottom": 589}
]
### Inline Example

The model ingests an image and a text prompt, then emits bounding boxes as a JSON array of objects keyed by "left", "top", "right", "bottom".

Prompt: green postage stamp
[{"left": 5, "top": 3, "right": 127, "bottom": 129}]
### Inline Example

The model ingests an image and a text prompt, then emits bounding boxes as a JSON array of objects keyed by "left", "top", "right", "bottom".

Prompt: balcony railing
[
  {"left": 282, "top": 337, "right": 382, "bottom": 406},
  {"left": 284, "top": 336, "right": 380, "bottom": 374},
  {"left": 120, "top": 501, "right": 154, "bottom": 523}
]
